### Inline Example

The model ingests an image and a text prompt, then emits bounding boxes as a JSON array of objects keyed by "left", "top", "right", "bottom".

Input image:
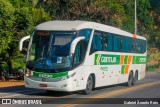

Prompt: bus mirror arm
[
  {"left": 19, "top": 35, "right": 30, "bottom": 51},
  {"left": 70, "top": 36, "right": 85, "bottom": 55}
]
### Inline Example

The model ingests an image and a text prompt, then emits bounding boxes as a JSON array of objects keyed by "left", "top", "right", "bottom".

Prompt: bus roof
[{"left": 35, "top": 20, "right": 146, "bottom": 40}]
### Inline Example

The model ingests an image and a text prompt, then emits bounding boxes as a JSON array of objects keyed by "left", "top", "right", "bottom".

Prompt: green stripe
[
  {"left": 124, "top": 56, "right": 128, "bottom": 64},
  {"left": 94, "top": 54, "right": 120, "bottom": 65},
  {"left": 33, "top": 71, "right": 68, "bottom": 78},
  {"left": 94, "top": 54, "right": 146, "bottom": 65},
  {"left": 94, "top": 54, "right": 99, "bottom": 65},
  {"left": 132, "top": 56, "right": 146, "bottom": 64},
  {"left": 121, "top": 65, "right": 125, "bottom": 74}
]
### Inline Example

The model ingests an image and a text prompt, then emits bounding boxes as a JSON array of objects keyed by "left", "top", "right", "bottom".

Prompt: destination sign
[{"left": 36, "top": 31, "right": 50, "bottom": 36}]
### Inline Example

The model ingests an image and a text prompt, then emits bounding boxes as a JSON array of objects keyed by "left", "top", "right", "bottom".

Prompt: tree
[
  {"left": 137, "top": 0, "right": 154, "bottom": 35},
  {"left": 0, "top": 0, "right": 51, "bottom": 74},
  {"left": 148, "top": 0, "right": 160, "bottom": 48},
  {"left": 0, "top": 0, "right": 15, "bottom": 54},
  {"left": 37, "top": 0, "right": 126, "bottom": 28}
]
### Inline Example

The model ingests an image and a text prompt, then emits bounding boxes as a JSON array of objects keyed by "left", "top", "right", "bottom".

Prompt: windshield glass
[{"left": 26, "top": 31, "right": 77, "bottom": 73}]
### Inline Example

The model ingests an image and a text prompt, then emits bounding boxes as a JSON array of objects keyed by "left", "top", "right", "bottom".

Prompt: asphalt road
[{"left": 0, "top": 71, "right": 160, "bottom": 107}]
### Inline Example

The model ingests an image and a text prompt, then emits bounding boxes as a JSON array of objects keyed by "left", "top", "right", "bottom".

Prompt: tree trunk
[{"left": 7, "top": 61, "right": 12, "bottom": 74}]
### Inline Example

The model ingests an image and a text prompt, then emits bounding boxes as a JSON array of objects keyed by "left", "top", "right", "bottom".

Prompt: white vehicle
[{"left": 19, "top": 21, "right": 147, "bottom": 94}]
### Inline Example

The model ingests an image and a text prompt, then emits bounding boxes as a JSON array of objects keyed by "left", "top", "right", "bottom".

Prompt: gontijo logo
[
  {"left": 94, "top": 54, "right": 120, "bottom": 65},
  {"left": 101, "top": 56, "right": 116, "bottom": 63}
]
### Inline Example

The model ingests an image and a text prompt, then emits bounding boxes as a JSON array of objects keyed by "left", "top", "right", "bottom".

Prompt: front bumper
[{"left": 24, "top": 76, "right": 73, "bottom": 92}]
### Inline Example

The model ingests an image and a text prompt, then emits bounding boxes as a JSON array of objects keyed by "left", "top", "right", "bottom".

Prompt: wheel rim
[
  {"left": 135, "top": 72, "right": 138, "bottom": 81},
  {"left": 86, "top": 77, "right": 92, "bottom": 92},
  {"left": 128, "top": 73, "right": 133, "bottom": 86},
  {"left": 132, "top": 72, "right": 138, "bottom": 85}
]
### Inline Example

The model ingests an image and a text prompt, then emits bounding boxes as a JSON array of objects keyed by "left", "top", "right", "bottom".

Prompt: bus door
[{"left": 72, "top": 40, "right": 87, "bottom": 90}]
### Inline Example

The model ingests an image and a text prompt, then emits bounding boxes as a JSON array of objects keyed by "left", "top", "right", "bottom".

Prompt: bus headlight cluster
[
  {"left": 60, "top": 72, "right": 76, "bottom": 81},
  {"left": 25, "top": 70, "right": 32, "bottom": 77}
]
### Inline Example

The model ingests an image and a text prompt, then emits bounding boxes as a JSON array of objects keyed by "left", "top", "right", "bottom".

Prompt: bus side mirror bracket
[
  {"left": 70, "top": 36, "right": 85, "bottom": 55},
  {"left": 19, "top": 35, "right": 30, "bottom": 51}
]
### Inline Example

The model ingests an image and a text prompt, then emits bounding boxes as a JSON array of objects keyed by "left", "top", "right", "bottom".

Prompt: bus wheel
[
  {"left": 132, "top": 71, "right": 138, "bottom": 85},
  {"left": 83, "top": 75, "right": 93, "bottom": 95},
  {"left": 128, "top": 71, "right": 133, "bottom": 87}
]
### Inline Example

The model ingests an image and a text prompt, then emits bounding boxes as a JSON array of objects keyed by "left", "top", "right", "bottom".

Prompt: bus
[{"left": 19, "top": 21, "right": 147, "bottom": 94}]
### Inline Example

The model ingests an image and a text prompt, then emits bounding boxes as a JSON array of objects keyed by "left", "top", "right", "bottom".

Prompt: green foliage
[
  {"left": 36, "top": 0, "right": 126, "bottom": 28},
  {"left": 0, "top": 0, "right": 51, "bottom": 73},
  {"left": 0, "top": 0, "right": 15, "bottom": 54},
  {"left": 122, "top": 0, "right": 134, "bottom": 33},
  {"left": 148, "top": 0, "right": 160, "bottom": 48},
  {"left": 137, "top": 0, "right": 154, "bottom": 35},
  {"left": 31, "top": 8, "right": 51, "bottom": 26},
  {"left": 146, "top": 64, "right": 159, "bottom": 71}
]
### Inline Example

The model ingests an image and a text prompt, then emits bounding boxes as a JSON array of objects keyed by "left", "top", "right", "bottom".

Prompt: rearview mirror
[
  {"left": 70, "top": 36, "right": 85, "bottom": 55},
  {"left": 19, "top": 35, "right": 30, "bottom": 51}
]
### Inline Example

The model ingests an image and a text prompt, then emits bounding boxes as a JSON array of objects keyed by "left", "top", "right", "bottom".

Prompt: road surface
[{"left": 0, "top": 71, "right": 160, "bottom": 107}]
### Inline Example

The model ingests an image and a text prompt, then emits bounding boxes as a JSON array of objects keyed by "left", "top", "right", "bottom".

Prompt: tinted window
[
  {"left": 136, "top": 39, "right": 141, "bottom": 53},
  {"left": 113, "top": 35, "right": 121, "bottom": 52},
  {"left": 128, "top": 37, "right": 132, "bottom": 52},
  {"left": 90, "top": 31, "right": 103, "bottom": 53},
  {"left": 141, "top": 40, "right": 146, "bottom": 53},
  {"left": 102, "top": 33, "right": 108, "bottom": 51},
  {"left": 132, "top": 39, "right": 136, "bottom": 53},
  {"left": 79, "top": 29, "right": 92, "bottom": 42},
  {"left": 89, "top": 30, "right": 146, "bottom": 54},
  {"left": 122, "top": 36, "right": 129, "bottom": 52},
  {"left": 107, "top": 34, "right": 113, "bottom": 51}
]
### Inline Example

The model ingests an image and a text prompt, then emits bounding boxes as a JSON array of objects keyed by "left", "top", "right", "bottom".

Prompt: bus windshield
[{"left": 26, "top": 31, "right": 77, "bottom": 73}]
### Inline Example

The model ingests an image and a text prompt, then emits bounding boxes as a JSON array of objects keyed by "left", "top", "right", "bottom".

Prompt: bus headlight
[
  {"left": 25, "top": 70, "right": 32, "bottom": 77},
  {"left": 25, "top": 73, "right": 29, "bottom": 77},
  {"left": 60, "top": 72, "right": 76, "bottom": 81}
]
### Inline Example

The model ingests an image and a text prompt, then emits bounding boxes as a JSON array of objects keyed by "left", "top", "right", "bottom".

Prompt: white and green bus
[{"left": 19, "top": 21, "right": 147, "bottom": 94}]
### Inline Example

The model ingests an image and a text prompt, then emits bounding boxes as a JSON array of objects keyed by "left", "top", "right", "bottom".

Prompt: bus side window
[
  {"left": 136, "top": 39, "right": 141, "bottom": 53},
  {"left": 128, "top": 38, "right": 132, "bottom": 53},
  {"left": 141, "top": 40, "right": 146, "bottom": 53},
  {"left": 132, "top": 39, "right": 136, "bottom": 53},
  {"left": 74, "top": 44, "right": 81, "bottom": 64},
  {"left": 74, "top": 41, "right": 87, "bottom": 66},
  {"left": 113, "top": 35, "right": 121, "bottom": 52},
  {"left": 144, "top": 41, "right": 146, "bottom": 53},
  {"left": 107, "top": 34, "right": 113, "bottom": 51},
  {"left": 79, "top": 29, "right": 92, "bottom": 43},
  {"left": 102, "top": 33, "right": 108, "bottom": 51},
  {"left": 90, "top": 31, "right": 102, "bottom": 54},
  {"left": 122, "top": 36, "right": 129, "bottom": 52}
]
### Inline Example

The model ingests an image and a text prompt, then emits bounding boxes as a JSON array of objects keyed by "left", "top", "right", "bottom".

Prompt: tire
[
  {"left": 83, "top": 75, "right": 93, "bottom": 95},
  {"left": 128, "top": 72, "right": 133, "bottom": 87},
  {"left": 132, "top": 71, "right": 138, "bottom": 85}
]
